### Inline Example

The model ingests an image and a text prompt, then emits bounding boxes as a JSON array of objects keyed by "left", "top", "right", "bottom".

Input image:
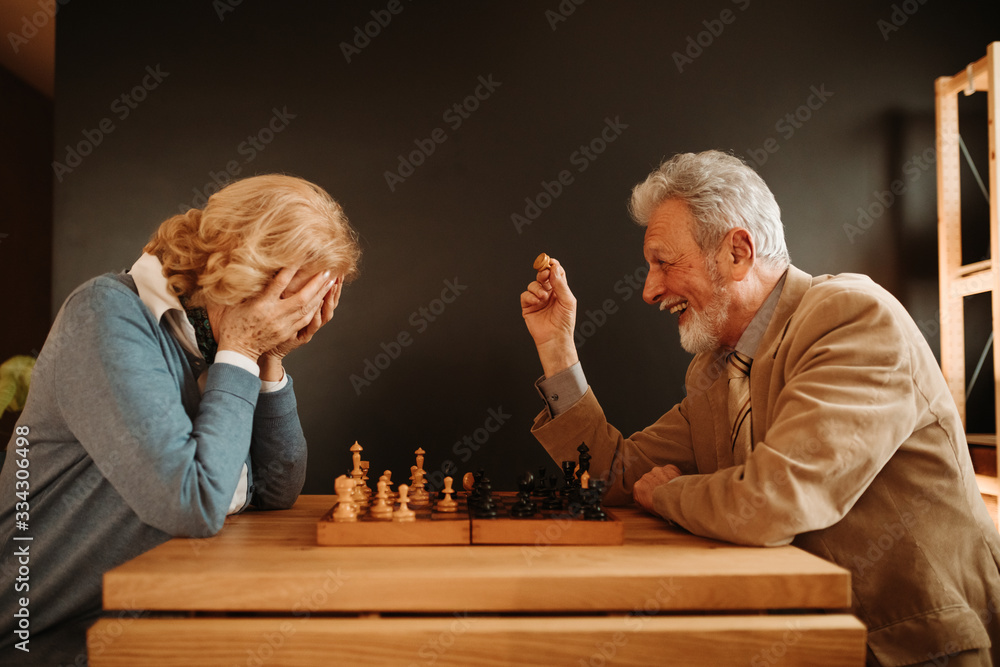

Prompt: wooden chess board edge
[
  {"left": 470, "top": 508, "right": 624, "bottom": 546},
  {"left": 316, "top": 509, "right": 625, "bottom": 547},
  {"left": 316, "top": 508, "right": 470, "bottom": 546}
]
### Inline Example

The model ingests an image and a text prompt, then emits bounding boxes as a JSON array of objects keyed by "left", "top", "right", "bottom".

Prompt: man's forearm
[{"left": 536, "top": 338, "right": 580, "bottom": 378}]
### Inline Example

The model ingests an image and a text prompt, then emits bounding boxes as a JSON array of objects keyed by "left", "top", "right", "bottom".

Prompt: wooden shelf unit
[{"left": 936, "top": 42, "right": 1000, "bottom": 523}]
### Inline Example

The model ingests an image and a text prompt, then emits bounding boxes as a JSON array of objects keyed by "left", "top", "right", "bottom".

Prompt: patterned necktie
[
  {"left": 727, "top": 351, "right": 753, "bottom": 465},
  {"left": 179, "top": 296, "right": 218, "bottom": 364}
]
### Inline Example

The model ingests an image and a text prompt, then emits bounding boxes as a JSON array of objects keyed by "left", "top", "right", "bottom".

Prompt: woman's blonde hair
[{"left": 145, "top": 174, "right": 361, "bottom": 307}]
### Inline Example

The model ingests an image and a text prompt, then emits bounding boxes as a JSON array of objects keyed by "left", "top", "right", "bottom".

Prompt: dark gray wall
[
  {"left": 0, "top": 64, "right": 52, "bottom": 444},
  {"left": 52, "top": 1, "right": 1000, "bottom": 491}
]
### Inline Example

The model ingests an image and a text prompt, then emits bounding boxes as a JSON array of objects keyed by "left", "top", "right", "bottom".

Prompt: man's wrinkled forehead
[{"left": 643, "top": 205, "right": 699, "bottom": 260}]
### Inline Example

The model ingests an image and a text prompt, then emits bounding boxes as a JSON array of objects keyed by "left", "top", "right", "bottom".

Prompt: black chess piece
[
  {"left": 542, "top": 474, "right": 563, "bottom": 510},
  {"left": 510, "top": 472, "right": 538, "bottom": 518},
  {"left": 560, "top": 460, "right": 577, "bottom": 499},
  {"left": 468, "top": 469, "right": 486, "bottom": 507},
  {"left": 577, "top": 443, "right": 591, "bottom": 477},
  {"left": 532, "top": 467, "right": 548, "bottom": 498},
  {"left": 522, "top": 471, "right": 536, "bottom": 495},
  {"left": 583, "top": 479, "right": 609, "bottom": 521},
  {"left": 473, "top": 479, "right": 498, "bottom": 518}
]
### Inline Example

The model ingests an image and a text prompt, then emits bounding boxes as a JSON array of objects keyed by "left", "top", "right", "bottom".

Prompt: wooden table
[{"left": 88, "top": 495, "right": 865, "bottom": 666}]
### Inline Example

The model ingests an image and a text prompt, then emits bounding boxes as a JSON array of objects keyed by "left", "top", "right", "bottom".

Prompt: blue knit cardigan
[{"left": 0, "top": 272, "right": 308, "bottom": 663}]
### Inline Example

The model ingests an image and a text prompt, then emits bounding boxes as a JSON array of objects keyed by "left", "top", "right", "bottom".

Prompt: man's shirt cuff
[{"left": 535, "top": 362, "right": 587, "bottom": 417}]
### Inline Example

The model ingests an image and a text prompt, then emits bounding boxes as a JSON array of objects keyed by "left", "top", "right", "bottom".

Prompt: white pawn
[
  {"left": 435, "top": 476, "right": 458, "bottom": 513},
  {"left": 351, "top": 475, "right": 368, "bottom": 509},
  {"left": 382, "top": 470, "right": 395, "bottom": 501},
  {"left": 369, "top": 479, "right": 392, "bottom": 520},
  {"left": 333, "top": 475, "right": 357, "bottom": 523},
  {"left": 580, "top": 470, "right": 590, "bottom": 489},
  {"left": 394, "top": 484, "right": 416, "bottom": 522},
  {"left": 360, "top": 461, "right": 372, "bottom": 499},
  {"left": 410, "top": 468, "right": 430, "bottom": 507}
]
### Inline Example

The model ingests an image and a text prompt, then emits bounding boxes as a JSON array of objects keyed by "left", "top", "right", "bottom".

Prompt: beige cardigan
[{"left": 532, "top": 265, "right": 1000, "bottom": 666}]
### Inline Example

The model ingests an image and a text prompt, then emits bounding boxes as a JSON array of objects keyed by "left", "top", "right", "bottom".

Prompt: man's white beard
[{"left": 678, "top": 264, "right": 731, "bottom": 355}]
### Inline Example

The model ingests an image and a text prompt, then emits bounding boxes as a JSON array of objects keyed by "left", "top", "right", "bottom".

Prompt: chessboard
[
  {"left": 316, "top": 443, "right": 623, "bottom": 547},
  {"left": 317, "top": 503, "right": 471, "bottom": 546},
  {"left": 469, "top": 492, "right": 623, "bottom": 546},
  {"left": 317, "top": 492, "right": 623, "bottom": 547}
]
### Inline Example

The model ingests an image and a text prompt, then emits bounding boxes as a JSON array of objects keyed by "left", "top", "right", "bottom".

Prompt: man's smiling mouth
[{"left": 662, "top": 300, "right": 689, "bottom": 315}]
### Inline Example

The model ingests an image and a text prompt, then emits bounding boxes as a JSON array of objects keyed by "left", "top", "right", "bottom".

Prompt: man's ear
[{"left": 722, "top": 227, "right": 755, "bottom": 281}]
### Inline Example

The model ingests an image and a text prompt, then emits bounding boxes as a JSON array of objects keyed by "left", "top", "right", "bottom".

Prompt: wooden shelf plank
[
  {"left": 87, "top": 615, "right": 867, "bottom": 667},
  {"left": 936, "top": 52, "right": 990, "bottom": 96},
  {"left": 949, "top": 265, "right": 995, "bottom": 297},
  {"left": 967, "top": 433, "right": 997, "bottom": 447},
  {"left": 976, "top": 474, "right": 999, "bottom": 497}
]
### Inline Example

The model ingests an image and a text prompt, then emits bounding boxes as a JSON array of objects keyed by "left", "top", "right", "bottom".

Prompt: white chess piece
[
  {"left": 360, "top": 460, "right": 372, "bottom": 499},
  {"left": 350, "top": 474, "right": 368, "bottom": 508},
  {"left": 350, "top": 442, "right": 363, "bottom": 471},
  {"left": 382, "top": 470, "right": 395, "bottom": 501},
  {"left": 415, "top": 447, "right": 425, "bottom": 473},
  {"left": 370, "top": 479, "right": 392, "bottom": 520},
  {"left": 580, "top": 470, "right": 590, "bottom": 489},
  {"left": 394, "top": 484, "right": 416, "bottom": 522},
  {"left": 410, "top": 468, "right": 430, "bottom": 507},
  {"left": 333, "top": 475, "right": 357, "bottom": 523},
  {"left": 350, "top": 442, "right": 365, "bottom": 492},
  {"left": 435, "top": 476, "right": 458, "bottom": 512}
]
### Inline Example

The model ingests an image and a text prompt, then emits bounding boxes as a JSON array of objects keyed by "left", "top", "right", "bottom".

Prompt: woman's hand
[
  {"left": 258, "top": 271, "right": 344, "bottom": 378},
  {"left": 211, "top": 268, "right": 337, "bottom": 372}
]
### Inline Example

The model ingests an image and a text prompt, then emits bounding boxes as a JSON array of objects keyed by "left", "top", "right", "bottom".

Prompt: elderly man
[{"left": 520, "top": 150, "right": 1000, "bottom": 666}]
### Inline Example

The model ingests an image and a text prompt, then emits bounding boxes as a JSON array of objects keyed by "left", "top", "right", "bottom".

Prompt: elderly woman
[{"left": 0, "top": 174, "right": 360, "bottom": 664}]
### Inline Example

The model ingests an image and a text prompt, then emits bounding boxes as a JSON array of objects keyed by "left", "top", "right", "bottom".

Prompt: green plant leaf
[{"left": 0, "top": 355, "right": 36, "bottom": 415}]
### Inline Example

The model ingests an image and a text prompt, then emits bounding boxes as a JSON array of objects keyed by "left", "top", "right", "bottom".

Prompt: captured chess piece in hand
[{"left": 533, "top": 252, "right": 552, "bottom": 271}]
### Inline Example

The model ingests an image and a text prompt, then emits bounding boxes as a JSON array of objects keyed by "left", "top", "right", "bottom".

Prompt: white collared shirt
[{"left": 129, "top": 253, "right": 286, "bottom": 514}]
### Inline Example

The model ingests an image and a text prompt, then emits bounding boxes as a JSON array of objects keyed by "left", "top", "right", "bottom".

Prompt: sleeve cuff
[
  {"left": 535, "top": 362, "right": 588, "bottom": 417},
  {"left": 215, "top": 350, "right": 260, "bottom": 378},
  {"left": 260, "top": 372, "right": 288, "bottom": 393}
]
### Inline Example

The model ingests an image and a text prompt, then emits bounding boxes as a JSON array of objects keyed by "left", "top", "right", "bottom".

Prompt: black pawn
[
  {"left": 473, "top": 479, "right": 498, "bottom": 518},
  {"left": 468, "top": 469, "right": 486, "bottom": 507},
  {"left": 561, "top": 460, "right": 577, "bottom": 499},
  {"left": 532, "top": 467, "right": 548, "bottom": 498},
  {"left": 542, "top": 474, "right": 563, "bottom": 510},
  {"left": 583, "top": 480, "right": 609, "bottom": 521},
  {"left": 510, "top": 472, "right": 538, "bottom": 518}
]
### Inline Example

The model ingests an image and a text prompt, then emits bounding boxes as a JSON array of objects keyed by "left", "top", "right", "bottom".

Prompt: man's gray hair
[{"left": 629, "top": 150, "right": 790, "bottom": 269}]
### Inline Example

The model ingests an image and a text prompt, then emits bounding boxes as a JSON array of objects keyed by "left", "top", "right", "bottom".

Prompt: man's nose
[{"left": 643, "top": 270, "right": 663, "bottom": 305}]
